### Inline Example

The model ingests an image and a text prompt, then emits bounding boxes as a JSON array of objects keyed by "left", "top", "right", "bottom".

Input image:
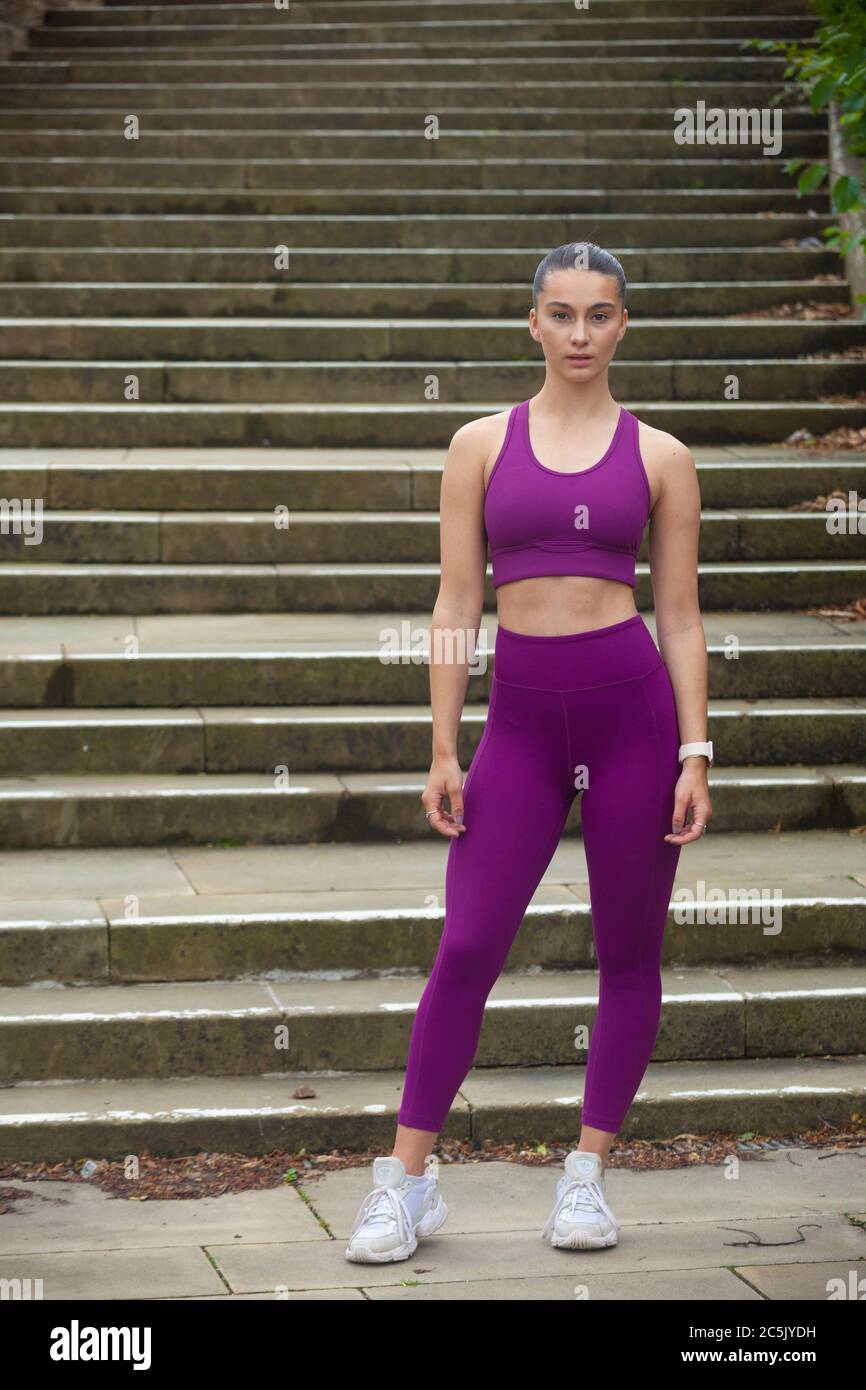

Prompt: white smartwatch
[{"left": 678, "top": 740, "right": 714, "bottom": 767}]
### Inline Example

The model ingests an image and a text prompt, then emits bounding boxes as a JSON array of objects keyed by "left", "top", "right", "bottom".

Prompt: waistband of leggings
[{"left": 492, "top": 613, "right": 663, "bottom": 691}]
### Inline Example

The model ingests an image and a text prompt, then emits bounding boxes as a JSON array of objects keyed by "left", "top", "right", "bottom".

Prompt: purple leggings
[{"left": 397, "top": 612, "right": 682, "bottom": 1135}]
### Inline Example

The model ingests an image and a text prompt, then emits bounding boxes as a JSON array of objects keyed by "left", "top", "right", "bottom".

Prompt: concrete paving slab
[
  {"left": 122, "top": 449, "right": 424, "bottom": 467},
  {"left": 2, "top": 1149, "right": 862, "bottom": 1298},
  {"left": 205, "top": 1213, "right": 865, "bottom": 1294},
  {"left": 171, "top": 841, "right": 456, "bottom": 896},
  {"left": 732, "top": 1260, "right": 866, "bottom": 1300},
  {"left": 0, "top": 897, "right": 105, "bottom": 926},
  {"left": 0, "top": 609, "right": 859, "bottom": 656},
  {"left": 96, "top": 882, "right": 583, "bottom": 923},
  {"left": 0, "top": 771, "right": 342, "bottom": 795},
  {"left": 182, "top": 1289, "right": 365, "bottom": 1299},
  {"left": 310, "top": 1149, "right": 866, "bottom": 1238},
  {"left": 0, "top": 449, "right": 130, "bottom": 465},
  {"left": 0, "top": 616, "right": 137, "bottom": 648},
  {"left": 717, "top": 963, "right": 866, "bottom": 994},
  {"left": 257, "top": 965, "right": 740, "bottom": 1014},
  {"left": 0, "top": 1246, "right": 226, "bottom": 1300},
  {"left": 0, "top": 977, "right": 281, "bottom": 1021},
  {"left": 0, "top": 832, "right": 859, "bottom": 908},
  {"left": 0, "top": 1177, "right": 324, "bottom": 1253},
  {"left": 0, "top": 1069, "right": 469, "bottom": 1146},
  {"left": 0, "top": 707, "right": 203, "bottom": 731},
  {"left": 0, "top": 848, "right": 193, "bottom": 901},
  {"left": 363, "top": 1268, "right": 762, "bottom": 1299}
]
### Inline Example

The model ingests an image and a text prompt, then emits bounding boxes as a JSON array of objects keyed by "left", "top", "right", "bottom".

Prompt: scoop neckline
[{"left": 523, "top": 399, "right": 625, "bottom": 478}]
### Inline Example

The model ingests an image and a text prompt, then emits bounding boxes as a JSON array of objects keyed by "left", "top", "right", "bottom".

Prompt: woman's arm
[
  {"left": 640, "top": 424, "right": 714, "bottom": 846},
  {"left": 421, "top": 417, "right": 495, "bottom": 839}
]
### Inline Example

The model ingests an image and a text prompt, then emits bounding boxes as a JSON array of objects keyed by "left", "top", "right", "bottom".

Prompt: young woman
[{"left": 346, "top": 241, "right": 713, "bottom": 1263}]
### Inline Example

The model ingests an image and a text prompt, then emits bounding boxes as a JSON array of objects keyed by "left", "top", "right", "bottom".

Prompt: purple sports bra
[{"left": 482, "top": 398, "right": 652, "bottom": 589}]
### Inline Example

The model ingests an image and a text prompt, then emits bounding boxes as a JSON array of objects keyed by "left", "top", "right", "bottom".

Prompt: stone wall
[{"left": 0, "top": 0, "right": 105, "bottom": 62}]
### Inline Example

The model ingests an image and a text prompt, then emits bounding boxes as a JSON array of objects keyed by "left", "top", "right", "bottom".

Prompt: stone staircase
[{"left": 0, "top": 0, "right": 865, "bottom": 1163}]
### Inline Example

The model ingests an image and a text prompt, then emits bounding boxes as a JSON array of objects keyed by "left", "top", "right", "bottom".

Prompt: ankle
[{"left": 392, "top": 1154, "right": 429, "bottom": 1178}]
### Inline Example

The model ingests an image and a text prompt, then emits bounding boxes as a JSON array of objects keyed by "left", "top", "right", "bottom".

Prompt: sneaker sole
[
  {"left": 344, "top": 1234, "right": 418, "bottom": 1264},
  {"left": 549, "top": 1226, "right": 619, "bottom": 1250}
]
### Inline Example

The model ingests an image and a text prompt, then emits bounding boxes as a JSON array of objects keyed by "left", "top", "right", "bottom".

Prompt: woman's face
[{"left": 529, "top": 268, "right": 628, "bottom": 382}]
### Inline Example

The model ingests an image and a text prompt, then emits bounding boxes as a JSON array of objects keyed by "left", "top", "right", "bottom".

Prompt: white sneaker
[
  {"left": 539, "top": 1150, "right": 619, "bottom": 1249},
  {"left": 345, "top": 1154, "right": 449, "bottom": 1263}
]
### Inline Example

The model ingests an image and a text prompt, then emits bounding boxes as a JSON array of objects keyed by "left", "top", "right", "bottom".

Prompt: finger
[
  {"left": 436, "top": 779, "right": 465, "bottom": 837},
  {"left": 433, "top": 811, "right": 458, "bottom": 837},
  {"left": 663, "top": 791, "right": 691, "bottom": 842},
  {"left": 670, "top": 799, "right": 713, "bottom": 846},
  {"left": 421, "top": 790, "right": 447, "bottom": 835},
  {"left": 421, "top": 786, "right": 465, "bottom": 838},
  {"left": 673, "top": 819, "right": 705, "bottom": 845},
  {"left": 683, "top": 798, "right": 713, "bottom": 843}
]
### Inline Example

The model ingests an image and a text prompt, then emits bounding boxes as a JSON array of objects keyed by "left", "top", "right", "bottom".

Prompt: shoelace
[
  {"left": 349, "top": 1184, "right": 414, "bottom": 1245},
  {"left": 539, "top": 1177, "right": 610, "bottom": 1242}
]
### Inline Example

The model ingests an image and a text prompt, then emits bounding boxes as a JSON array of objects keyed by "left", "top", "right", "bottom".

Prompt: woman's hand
[
  {"left": 421, "top": 755, "right": 467, "bottom": 839},
  {"left": 664, "top": 759, "right": 712, "bottom": 845}
]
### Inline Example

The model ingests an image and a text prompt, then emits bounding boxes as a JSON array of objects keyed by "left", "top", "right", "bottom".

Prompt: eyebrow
[{"left": 545, "top": 300, "right": 618, "bottom": 310}]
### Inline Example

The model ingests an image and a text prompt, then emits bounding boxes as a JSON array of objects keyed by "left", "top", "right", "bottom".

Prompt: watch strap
[{"left": 679, "top": 740, "right": 714, "bottom": 767}]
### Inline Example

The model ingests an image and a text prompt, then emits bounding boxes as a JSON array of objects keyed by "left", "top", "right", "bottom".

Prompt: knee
[
  {"left": 433, "top": 927, "right": 502, "bottom": 992},
  {"left": 596, "top": 951, "right": 657, "bottom": 996}
]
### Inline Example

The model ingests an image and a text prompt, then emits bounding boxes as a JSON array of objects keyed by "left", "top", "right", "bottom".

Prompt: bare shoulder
[
  {"left": 635, "top": 419, "right": 696, "bottom": 510},
  {"left": 446, "top": 407, "right": 513, "bottom": 489},
  {"left": 636, "top": 419, "right": 694, "bottom": 466}
]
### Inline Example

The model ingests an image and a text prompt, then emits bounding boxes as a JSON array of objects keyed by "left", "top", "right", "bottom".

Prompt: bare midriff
[{"left": 494, "top": 575, "right": 639, "bottom": 637}]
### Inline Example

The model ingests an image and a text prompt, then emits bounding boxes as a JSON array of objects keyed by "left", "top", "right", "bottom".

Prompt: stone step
[
  {"left": 0, "top": 0, "right": 854, "bottom": 1175},
  {"left": 0, "top": 827, "right": 858, "bottom": 983},
  {"left": 1, "top": 558, "right": 865, "bottom": 615},
  {"left": 0, "top": 106, "right": 827, "bottom": 133},
  {"left": 0, "top": 130, "right": 827, "bottom": 160},
  {"left": 2, "top": 360, "right": 864, "bottom": 405},
  {"left": 2, "top": 401, "right": 865, "bottom": 449},
  {"left": 0, "top": 198, "right": 828, "bottom": 226},
  {"left": 2, "top": 508, "right": 864, "bottom": 564},
  {"left": 0, "top": 247, "right": 844, "bottom": 286},
  {"left": 2, "top": 56, "right": 791, "bottom": 84},
  {"left": 0, "top": 699, "right": 863, "bottom": 778},
  {"left": 0, "top": 79, "right": 808, "bottom": 110},
  {"left": 0, "top": 211, "right": 828, "bottom": 250},
  {"left": 1, "top": 610, "right": 862, "bottom": 705},
  {"left": 3, "top": 877, "right": 864, "bottom": 987},
  {"left": 13, "top": 18, "right": 797, "bottom": 46},
  {"left": 40, "top": 0, "right": 812, "bottom": 21},
  {"left": 21, "top": 39, "right": 815, "bottom": 62},
  {"left": 5, "top": 449, "right": 865, "bottom": 511},
  {"left": 0, "top": 280, "right": 846, "bottom": 319},
  {"left": 1, "top": 964, "right": 865, "bottom": 1083},
  {"left": 0, "top": 764, "right": 862, "bottom": 848},
  {"left": 6, "top": 315, "right": 866, "bottom": 355},
  {"left": 30, "top": 17, "right": 819, "bottom": 47},
  {"left": 0, "top": 157, "right": 801, "bottom": 192},
  {"left": 2, "top": 1051, "right": 862, "bottom": 1161}
]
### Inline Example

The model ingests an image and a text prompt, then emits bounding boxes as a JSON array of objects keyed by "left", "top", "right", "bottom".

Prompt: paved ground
[{"left": 2, "top": 1143, "right": 864, "bottom": 1300}]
